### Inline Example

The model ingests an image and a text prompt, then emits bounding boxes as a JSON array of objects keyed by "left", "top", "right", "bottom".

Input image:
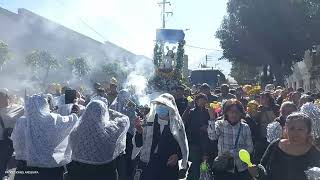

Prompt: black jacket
[
  {"left": 175, "top": 97, "right": 188, "bottom": 116},
  {"left": 182, "top": 106, "right": 210, "bottom": 155}
]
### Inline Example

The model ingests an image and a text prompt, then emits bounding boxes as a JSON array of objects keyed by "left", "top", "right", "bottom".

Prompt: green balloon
[{"left": 200, "top": 162, "right": 209, "bottom": 172}]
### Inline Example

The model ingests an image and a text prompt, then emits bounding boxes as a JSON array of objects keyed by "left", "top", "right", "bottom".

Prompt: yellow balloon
[
  {"left": 187, "top": 96, "right": 193, "bottom": 102},
  {"left": 239, "top": 149, "right": 253, "bottom": 167},
  {"left": 210, "top": 103, "right": 214, "bottom": 109}
]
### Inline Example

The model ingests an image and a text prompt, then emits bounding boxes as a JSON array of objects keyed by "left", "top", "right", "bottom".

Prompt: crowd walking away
[{"left": 0, "top": 82, "right": 320, "bottom": 180}]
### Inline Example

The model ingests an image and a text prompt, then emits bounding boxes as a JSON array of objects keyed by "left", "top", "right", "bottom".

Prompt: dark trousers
[
  {"left": 116, "top": 154, "right": 129, "bottom": 180},
  {"left": 140, "top": 155, "right": 179, "bottom": 180},
  {"left": 14, "top": 161, "right": 64, "bottom": 180},
  {"left": 0, "top": 140, "right": 13, "bottom": 179},
  {"left": 66, "top": 160, "right": 117, "bottom": 180},
  {"left": 116, "top": 133, "right": 135, "bottom": 180},
  {"left": 254, "top": 139, "right": 269, "bottom": 163},
  {"left": 215, "top": 169, "right": 252, "bottom": 180},
  {"left": 187, "top": 145, "right": 201, "bottom": 180}
]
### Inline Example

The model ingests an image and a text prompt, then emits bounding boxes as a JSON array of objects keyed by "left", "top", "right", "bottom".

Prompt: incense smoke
[{"left": 124, "top": 56, "right": 161, "bottom": 106}]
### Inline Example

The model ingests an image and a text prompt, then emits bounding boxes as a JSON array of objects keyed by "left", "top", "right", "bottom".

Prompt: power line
[
  {"left": 77, "top": 17, "right": 107, "bottom": 41},
  {"left": 185, "top": 44, "right": 223, "bottom": 51},
  {"left": 54, "top": 0, "right": 221, "bottom": 53},
  {"left": 54, "top": 0, "right": 107, "bottom": 41}
]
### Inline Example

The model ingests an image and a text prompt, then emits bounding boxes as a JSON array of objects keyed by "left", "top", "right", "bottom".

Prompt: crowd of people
[{"left": 0, "top": 81, "right": 319, "bottom": 180}]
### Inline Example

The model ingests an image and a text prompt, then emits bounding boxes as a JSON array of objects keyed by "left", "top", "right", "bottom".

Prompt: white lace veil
[
  {"left": 70, "top": 100, "right": 129, "bottom": 164},
  {"left": 12, "top": 94, "right": 78, "bottom": 167}
]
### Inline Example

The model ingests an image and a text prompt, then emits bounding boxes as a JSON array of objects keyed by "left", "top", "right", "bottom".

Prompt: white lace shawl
[
  {"left": 69, "top": 100, "right": 129, "bottom": 165},
  {"left": 11, "top": 94, "right": 78, "bottom": 167}
]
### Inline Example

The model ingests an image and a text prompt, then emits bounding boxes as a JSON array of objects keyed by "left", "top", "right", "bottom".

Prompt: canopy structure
[{"left": 156, "top": 29, "right": 185, "bottom": 43}]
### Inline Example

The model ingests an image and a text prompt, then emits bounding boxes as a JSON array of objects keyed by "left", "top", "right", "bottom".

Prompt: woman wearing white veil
[
  {"left": 110, "top": 89, "right": 138, "bottom": 180},
  {"left": 11, "top": 94, "right": 79, "bottom": 180},
  {"left": 66, "top": 100, "right": 129, "bottom": 180},
  {"left": 133, "top": 93, "right": 189, "bottom": 180},
  {"left": 300, "top": 102, "right": 320, "bottom": 149}
]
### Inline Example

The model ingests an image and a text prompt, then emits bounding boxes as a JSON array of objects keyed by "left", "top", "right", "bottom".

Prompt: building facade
[{"left": 286, "top": 46, "right": 320, "bottom": 92}]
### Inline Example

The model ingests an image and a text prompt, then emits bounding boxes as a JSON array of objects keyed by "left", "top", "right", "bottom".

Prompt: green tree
[
  {"left": 0, "top": 41, "right": 10, "bottom": 71},
  {"left": 68, "top": 57, "right": 91, "bottom": 78},
  {"left": 153, "top": 42, "right": 163, "bottom": 67},
  {"left": 174, "top": 40, "right": 185, "bottom": 79},
  {"left": 230, "top": 61, "right": 260, "bottom": 85},
  {"left": 25, "top": 50, "right": 60, "bottom": 85},
  {"left": 102, "top": 62, "right": 128, "bottom": 84},
  {"left": 216, "top": 0, "right": 320, "bottom": 85}
]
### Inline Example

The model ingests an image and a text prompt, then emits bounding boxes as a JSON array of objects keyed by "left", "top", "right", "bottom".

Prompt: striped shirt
[{"left": 208, "top": 119, "right": 253, "bottom": 172}]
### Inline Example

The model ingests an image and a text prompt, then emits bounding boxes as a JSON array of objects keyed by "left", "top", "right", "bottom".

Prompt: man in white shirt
[{"left": 0, "top": 91, "right": 24, "bottom": 179}]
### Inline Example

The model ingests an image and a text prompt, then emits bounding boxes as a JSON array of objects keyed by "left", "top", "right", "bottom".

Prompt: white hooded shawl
[
  {"left": 69, "top": 100, "right": 129, "bottom": 165},
  {"left": 132, "top": 93, "right": 189, "bottom": 169},
  {"left": 11, "top": 94, "right": 78, "bottom": 167}
]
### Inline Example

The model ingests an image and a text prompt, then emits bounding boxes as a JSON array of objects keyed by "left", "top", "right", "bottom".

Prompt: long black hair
[{"left": 261, "top": 91, "right": 279, "bottom": 116}]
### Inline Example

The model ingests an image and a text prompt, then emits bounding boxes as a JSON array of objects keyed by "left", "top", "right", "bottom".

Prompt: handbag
[
  {"left": 212, "top": 123, "right": 242, "bottom": 172},
  {"left": 0, "top": 115, "right": 13, "bottom": 141}
]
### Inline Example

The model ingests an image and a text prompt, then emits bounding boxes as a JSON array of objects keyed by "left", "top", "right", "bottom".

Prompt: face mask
[{"left": 156, "top": 105, "right": 169, "bottom": 118}]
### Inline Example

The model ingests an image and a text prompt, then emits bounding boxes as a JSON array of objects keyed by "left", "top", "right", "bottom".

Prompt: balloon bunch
[
  {"left": 247, "top": 100, "right": 259, "bottom": 115},
  {"left": 210, "top": 101, "right": 222, "bottom": 114},
  {"left": 247, "top": 85, "right": 262, "bottom": 97},
  {"left": 243, "top": 85, "right": 253, "bottom": 94}
]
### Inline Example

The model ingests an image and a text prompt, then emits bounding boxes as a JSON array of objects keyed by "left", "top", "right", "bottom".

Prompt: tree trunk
[
  {"left": 260, "top": 64, "right": 269, "bottom": 88},
  {"left": 42, "top": 67, "right": 50, "bottom": 88},
  {"left": 271, "top": 63, "right": 285, "bottom": 87}
]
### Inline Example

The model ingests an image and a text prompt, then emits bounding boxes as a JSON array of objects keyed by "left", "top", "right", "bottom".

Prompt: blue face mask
[{"left": 156, "top": 105, "right": 169, "bottom": 118}]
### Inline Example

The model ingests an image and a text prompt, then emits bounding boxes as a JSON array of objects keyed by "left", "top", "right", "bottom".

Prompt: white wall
[{"left": 286, "top": 50, "right": 320, "bottom": 92}]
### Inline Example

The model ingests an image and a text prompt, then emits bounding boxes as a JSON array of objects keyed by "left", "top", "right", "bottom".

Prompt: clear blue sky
[{"left": 0, "top": 0, "right": 231, "bottom": 75}]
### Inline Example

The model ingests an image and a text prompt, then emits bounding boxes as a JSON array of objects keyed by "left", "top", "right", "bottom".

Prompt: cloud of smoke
[
  {"left": 123, "top": 56, "right": 160, "bottom": 106},
  {"left": 0, "top": 7, "right": 159, "bottom": 103}
]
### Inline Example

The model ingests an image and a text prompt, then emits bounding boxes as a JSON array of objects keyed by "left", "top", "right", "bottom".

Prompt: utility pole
[
  {"left": 158, "top": 0, "right": 173, "bottom": 28},
  {"left": 205, "top": 55, "right": 213, "bottom": 67}
]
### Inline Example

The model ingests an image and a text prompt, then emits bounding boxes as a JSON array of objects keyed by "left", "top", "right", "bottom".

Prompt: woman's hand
[
  {"left": 135, "top": 117, "right": 143, "bottom": 134},
  {"left": 248, "top": 165, "right": 259, "bottom": 178},
  {"left": 167, "top": 154, "right": 179, "bottom": 167},
  {"left": 207, "top": 108, "right": 216, "bottom": 120}
]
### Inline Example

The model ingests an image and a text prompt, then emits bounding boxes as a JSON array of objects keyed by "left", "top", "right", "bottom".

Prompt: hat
[
  {"left": 265, "top": 84, "right": 275, "bottom": 92},
  {"left": 200, "top": 83, "right": 210, "bottom": 89}
]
